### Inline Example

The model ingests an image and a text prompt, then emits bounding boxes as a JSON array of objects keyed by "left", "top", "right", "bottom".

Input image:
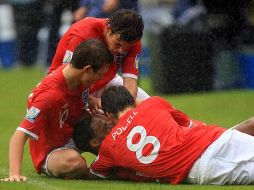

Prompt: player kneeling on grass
[
  {"left": 1, "top": 39, "right": 113, "bottom": 182},
  {"left": 73, "top": 85, "right": 254, "bottom": 185}
]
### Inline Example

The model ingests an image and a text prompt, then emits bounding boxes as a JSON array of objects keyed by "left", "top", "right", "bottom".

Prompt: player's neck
[
  {"left": 118, "top": 107, "right": 133, "bottom": 118},
  {"left": 62, "top": 64, "right": 82, "bottom": 89}
]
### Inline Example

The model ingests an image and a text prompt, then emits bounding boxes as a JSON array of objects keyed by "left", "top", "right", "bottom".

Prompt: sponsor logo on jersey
[
  {"left": 63, "top": 50, "right": 73, "bottom": 63},
  {"left": 25, "top": 106, "right": 40, "bottom": 123},
  {"left": 134, "top": 54, "right": 140, "bottom": 69}
]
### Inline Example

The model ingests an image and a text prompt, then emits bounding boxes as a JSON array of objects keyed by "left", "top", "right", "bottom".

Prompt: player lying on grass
[
  {"left": 73, "top": 85, "right": 254, "bottom": 185},
  {"left": 1, "top": 39, "right": 113, "bottom": 182}
]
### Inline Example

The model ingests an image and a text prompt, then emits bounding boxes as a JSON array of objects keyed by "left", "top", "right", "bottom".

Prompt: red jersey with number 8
[{"left": 90, "top": 96, "right": 225, "bottom": 184}]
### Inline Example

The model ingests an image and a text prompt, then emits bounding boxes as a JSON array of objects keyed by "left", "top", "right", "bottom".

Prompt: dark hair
[
  {"left": 73, "top": 116, "right": 95, "bottom": 153},
  {"left": 101, "top": 86, "right": 135, "bottom": 117},
  {"left": 71, "top": 39, "right": 113, "bottom": 71},
  {"left": 108, "top": 9, "right": 144, "bottom": 42}
]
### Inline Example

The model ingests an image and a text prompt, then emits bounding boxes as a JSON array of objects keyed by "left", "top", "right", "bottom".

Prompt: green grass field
[{"left": 0, "top": 67, "right": 253, "bottom": 190}]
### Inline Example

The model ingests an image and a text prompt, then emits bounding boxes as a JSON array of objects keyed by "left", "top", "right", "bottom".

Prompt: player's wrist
[{"left": 9, "top": 170, "right": 21, "bottom": 177}]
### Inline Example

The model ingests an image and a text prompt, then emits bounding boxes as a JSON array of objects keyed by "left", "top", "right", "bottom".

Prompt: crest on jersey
[
  {"left": 25, "top": 106, "right": 40, "bottom": 123},
  {"left": 134, "top": 54, "right": 140, "bottom": 69},
  {"left": 82, "top": 88, "right": 90, "bottom": 104},
  {"left": 63, "top": 50, "right": 73, "bottom": 63},
  {"left": 114, "top": 53, "right": 127, "bottom": 67}
]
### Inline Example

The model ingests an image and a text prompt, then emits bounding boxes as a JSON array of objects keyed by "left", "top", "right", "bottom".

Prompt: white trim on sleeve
[
  {"left": 16, "top": 127, "right": 38, "bottom": 140},
  {"left": 188, "top": 120, "right": 193, "bottom": 128},
  {"left": 122, "top": 73, "right": 138, "bottom": 80},
  {"left": 89, "top": 168, "right": 109, "bottom": 179}
]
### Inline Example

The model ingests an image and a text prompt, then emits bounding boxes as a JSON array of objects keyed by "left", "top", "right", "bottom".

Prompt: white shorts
[
  {"left": 91, "top": 74, "right": 150, "bottom": 100},
  {"left": 187, "top": 128, "right": 254, "bottom": 185},
  {"left": 40, "top": 138, "right": 79, "bottom": 177}
]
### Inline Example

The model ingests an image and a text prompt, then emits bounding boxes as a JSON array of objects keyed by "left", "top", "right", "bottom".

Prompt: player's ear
[{"left": 82, "top": 65, "right": 92, "bottom": 73}]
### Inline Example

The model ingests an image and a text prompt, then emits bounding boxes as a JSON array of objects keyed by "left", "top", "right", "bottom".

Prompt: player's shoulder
[
  {"left": 70, "top": 18, "right": 106, "bottom": 39},
  {"left": 149, "top": 96, "right": 169, "bottom": 104},
  {"left": 32, "top": 77, "right": 64, "bottom": 104},
  {"left": 74, "top": 17, "right": 106, "bottom": 28},
  {"left": 137, "top": 96, "right": 169, "bottom": 112},
  {"left": 30, "top": 89, "right": 62, "bottom": 107},
  {"left": 140, "top": 96, "right": 164, "bottom": 105}
]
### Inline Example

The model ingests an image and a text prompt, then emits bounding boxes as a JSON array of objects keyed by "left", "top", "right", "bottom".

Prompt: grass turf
[{"left": 0, "top": 67, "right": 253, "bottom": 189}]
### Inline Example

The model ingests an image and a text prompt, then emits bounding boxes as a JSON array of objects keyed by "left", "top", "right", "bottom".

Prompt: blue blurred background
[{"left": 0, "top": 0, "right": 254, "bottom": 94}]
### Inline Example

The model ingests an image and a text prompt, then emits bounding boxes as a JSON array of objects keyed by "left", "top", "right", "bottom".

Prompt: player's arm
[
  {"left": 2, "top": 101, "right": 45, "bottom": 182},
  {"left": 87, "top": 169, "right": 106, "bottom": 180},
  {"left": 113, "top": 167, "right": 155, "bottom": 182},
  {"left": 49, "top": 36, "right": 84, "bottom": 74},
  {"left": 233, "top": 117, "right": 254, "bottom": 136},
  {"left": 170, "top": 109, "right": 193, "bottom": 128},
  {"left": 1, "top": 130, "right": 29, "bottom": 182},
  {"left": 63, "top": 36, "right": 85, "bottom": 64},
  {"left": 151, "top": 96, "right": 194, "bottom": 128},
  {"left": 88, "top": 147, "right": 114, "bottom": 180},
  {"left": 170, "top": 107, "right": 206, "bottom": 128},
  {"left": 122, "top": 41, "right": 141, "bottom": 99},
  {"left": 88, "top": 167, "right": 112, "bottom": 180},
  {"left": 123, "top": 77, "right": 138, "bottom": 99}
]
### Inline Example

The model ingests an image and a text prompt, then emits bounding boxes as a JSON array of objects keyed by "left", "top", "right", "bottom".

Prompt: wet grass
[{"left": 0, "top": 67, "right": 253, "bottom": 189}]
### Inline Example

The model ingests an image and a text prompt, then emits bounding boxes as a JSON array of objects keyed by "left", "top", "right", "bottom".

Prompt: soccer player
[
  {"left": 48, "top": 9, "right": 150, "bottom": 116},
  {"left": 1, "top": 39, "right": 113, "bottom": 182},
  {"left": 75, "top": 86, "right": 254, "bottom": 185}
]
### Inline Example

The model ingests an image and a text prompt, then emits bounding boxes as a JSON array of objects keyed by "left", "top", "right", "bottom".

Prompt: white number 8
[{"left": 127, "top": 126, "right": 160, "bottom": 164}]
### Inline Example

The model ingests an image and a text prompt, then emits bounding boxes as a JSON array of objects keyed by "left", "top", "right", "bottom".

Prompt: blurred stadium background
[{"left": 0, "top": 0, "right": 254, "bottom": 189}]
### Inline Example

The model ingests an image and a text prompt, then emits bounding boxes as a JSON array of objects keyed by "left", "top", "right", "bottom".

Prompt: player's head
[
  {"left": 105, "top": 9, "right": 144, "bottom": 54},
  {"left": 73, "top": 116, "right": 111, "bottom": 155},
  {"left": 71, "top": 39, "right": 113, "bottom": 71},
  {"left": 101, "top": 86, "right": 135, "bottom": 119},
  {"left": 71, "top": 39, "right": 113, "bottom": 86}
]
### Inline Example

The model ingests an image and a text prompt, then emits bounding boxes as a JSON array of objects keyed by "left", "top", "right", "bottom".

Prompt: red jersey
[
  {"left": 90, "top": 97, "right": 226, "bottom": 184},
  {"left": 48, "top": 17, "right": 141, "bottom": 93},
  {"left": 17, "top": 64, "right": 85, "bottom": 172}
]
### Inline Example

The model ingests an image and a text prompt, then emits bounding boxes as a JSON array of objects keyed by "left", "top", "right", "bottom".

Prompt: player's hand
[
  {"left": 1, "top": 175, "right": 27, "bottom": 182},
  {"left": 88, "top": 95, "right": 105, "bottom": 117}
]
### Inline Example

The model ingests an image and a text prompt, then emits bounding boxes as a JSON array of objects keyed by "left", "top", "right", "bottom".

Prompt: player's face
[
  {"left": 105, "top": 31, "right": 136, "bottom": 55},
  {"left": 82, "top": 64, "right": 110, "bottom": 87},
  {"left": 91, "top": 116, "right": 112, "bottom": 146}
]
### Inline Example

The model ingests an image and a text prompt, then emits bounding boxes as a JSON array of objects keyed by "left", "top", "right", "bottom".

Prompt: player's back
[{"left": 102, "top": 97, "right": 225, "bottom": 184}]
